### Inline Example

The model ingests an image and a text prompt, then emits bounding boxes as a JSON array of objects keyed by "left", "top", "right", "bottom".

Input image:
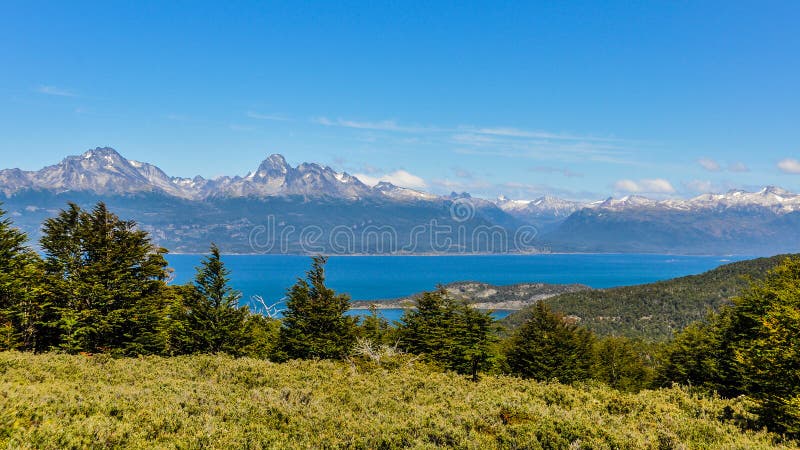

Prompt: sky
[{"left": 1, "top": 1, "right": 799, "bottom": 201}]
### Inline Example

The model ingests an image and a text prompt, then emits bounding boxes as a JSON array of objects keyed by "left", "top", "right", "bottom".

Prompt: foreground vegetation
[
  {"left": 0, "top": 351, "right": 791, "bottom": 449},
  {"left": 2, "top": 201, "right": 800, "bottom": 445}
]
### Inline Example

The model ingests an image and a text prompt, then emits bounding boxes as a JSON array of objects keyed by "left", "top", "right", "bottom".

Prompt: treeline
[
  {"left": 1, "top": 202, "right": 799, "bottom": 438},
  {"left": 502, "top": 255, "right": 785, "bottom": 340}
]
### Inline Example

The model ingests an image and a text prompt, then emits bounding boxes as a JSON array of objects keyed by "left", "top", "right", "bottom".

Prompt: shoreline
[{"left": 167, "top": 251, "right": 743, "bottom": 258}]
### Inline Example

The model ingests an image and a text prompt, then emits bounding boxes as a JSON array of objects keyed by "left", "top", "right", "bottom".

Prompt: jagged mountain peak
[
  {"left": 254, "top": 154, "right": 290, "bottom": 177},
  {"left": 81, "top": 146, "right": 122, "bottom": 159}
]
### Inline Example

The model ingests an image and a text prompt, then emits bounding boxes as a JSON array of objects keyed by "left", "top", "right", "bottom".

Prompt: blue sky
[{"left": 1, "top": 1, "right": 799, "bottom": 200}]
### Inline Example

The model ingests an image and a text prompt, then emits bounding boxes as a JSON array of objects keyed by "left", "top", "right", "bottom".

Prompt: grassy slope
[
  {"left": 0, "top": 352, "right": 790, "bottom": 449},
  {"left": 502, "top": 254, "right": 795, "bottom": 340}
]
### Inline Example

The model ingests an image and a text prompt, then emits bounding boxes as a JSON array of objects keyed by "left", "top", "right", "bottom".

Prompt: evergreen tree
[
  {"left": 505, "top": 302, "right": 594, "bottom": 383},
  {"left": 0, "top": 204, "right": 43, "bottom": 350},
  {"left": 39, "top": 202, "right": 170, "bottom": 354},
  {"left": 358, "top": 304, "right": 393, "bottom": 346},
  {"left": 456, "top": 304, "right": 497, "bottom": 381},
  {"left": 397, "top": 289, "right": 497, "bottom": 380},
  {"left": 592, "top": 336, "right": 652, "bottom": 392},
  {"left": 654, "top": 316, "right": 731, "bottom": 392},
  {"left": 276, "top": 256, "right": 357, "bottom": 360},
  {"left": 728, "top": 257, "right": 800, "bottom": 436},
  {"left": 183, "top": 243, "right": 250, "bottom": 355}
]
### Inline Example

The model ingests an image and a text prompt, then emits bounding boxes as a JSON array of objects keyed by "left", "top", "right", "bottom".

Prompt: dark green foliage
[
  {"left": 503, "top": 255, "right": 790, "bottom": 340},
  {"left": 727, "top": 257, "right": 800, "bottom": 436},
  {"left": 178, "top": 244, "right": 251, "bottom": 355},
  {"left": 0, "top": 204, "right": 43, "bottom": 350},
  {"left": 398, "top": 289, "right": 497, "bottom": 380},
  {"left": 592, "top": 336, "right": 653, "bottom": 392},
  {"left": 276, "top": 256, "right": 358, "bottom": 360},
  {"left": 505, "top": 302, "right": 594, "bottom": 383},
  {"left": 38, "top": 202, "right": 170, "bottom": 354},
  {"left": 239, "top": 313, "right": 281, "bottom": 358},
  {"left": 358, "top": 304, "right": 394, "bottom": 346},
  {"left": 656, "top": 257, "right": 800, "bottom": 437},
  {"left": 654, "top": 315, "right": 736, "bottom": 394}
]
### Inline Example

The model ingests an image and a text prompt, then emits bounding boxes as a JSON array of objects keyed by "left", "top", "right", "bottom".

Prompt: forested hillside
[{"left": 502, "top": 255, "right": 792, "bottom": 340}]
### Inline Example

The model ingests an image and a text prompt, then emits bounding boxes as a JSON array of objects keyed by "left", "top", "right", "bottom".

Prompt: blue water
[{"left": 165, "top": 254, "right": 747, "bottom": 322}]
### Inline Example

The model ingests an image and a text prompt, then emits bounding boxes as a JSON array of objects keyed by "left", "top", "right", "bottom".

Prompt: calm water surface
[{"left": 165, "top": 254, "right": 747, "bottom": 322}]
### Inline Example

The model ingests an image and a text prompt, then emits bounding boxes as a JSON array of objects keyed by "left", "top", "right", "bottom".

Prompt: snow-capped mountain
[
  {"left": 3, "top": 147, "right": 800, "bottom": 255},
  {"left": 496, "top": 187, "right": 800, "bottom": 217},
  {"left": 0, "top": 147, "right": 431, "bottom": 202},
  {"left": 0, "top": 147, "right": 192, "bottom": 198},
  {"left": 496, "top": 195, "right": 587, "bottom": 217}
]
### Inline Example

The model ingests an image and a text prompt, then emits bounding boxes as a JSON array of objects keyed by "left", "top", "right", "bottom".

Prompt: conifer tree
[
  {"left": 0, "top": 204, "right": 43, "bottom": 350},
  {"left": 592, "top": 336, "right": 652, "bottom": 392},
  {"left": 183, "top": 243, "right": 249, "bottom": 355},
  {"left": 728, "top": 257, "right": 800, "bottom": 436},
  {"left": 276, "top": 256, "right": 357, "bottom": 360},
  {"left": 40, "top": 202, "right": 170, "bottom": 354},
  {"left": 359, "top": 304, "right": 392, "bottom": 346},
  {"left": 505, "top": 302, "right": 594, "bottom": 383},
  {"left": 398, "top": 289, "right": 496, "bottom": 379}
]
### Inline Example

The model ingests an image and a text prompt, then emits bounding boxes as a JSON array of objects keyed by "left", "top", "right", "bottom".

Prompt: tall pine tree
[
  {"left": 0, "top": 204, "right": 43, "bottom": 350},
  {"left": 276, "top": 256, "right": 357, "bottom": 360},
  {"left": 505, "top": 302, "right": 594, "bottom": 383},
  {"left": 182, "top": 243, "right": 250, "bottom": 355},
  {"left": 40, "top": 202, "right": 170, "bottom": 354},
  {"left": 398, "top": 289, "right": 497, "bottom": 380}
]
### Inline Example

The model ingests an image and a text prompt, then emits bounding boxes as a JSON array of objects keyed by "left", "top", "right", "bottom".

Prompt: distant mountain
[
  {"left": 542, "top": 189, "right": 800, "bottom": 254},
  {"left": 0, "top": 148, "right": 526, "bottom": 254},
  {"left": 0, "top": 147, "right": 424, "bottom": 201},
  {"left": 2, "top": 147, "right": 800, "bottom": 254},
  {"left": 496, "top": 195, "right": 587, "bottom": 233}
]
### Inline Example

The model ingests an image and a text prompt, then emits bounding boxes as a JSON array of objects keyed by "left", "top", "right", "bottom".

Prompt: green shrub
[{"left": 0, "top": 351, "right": 792, "bottom": 449}]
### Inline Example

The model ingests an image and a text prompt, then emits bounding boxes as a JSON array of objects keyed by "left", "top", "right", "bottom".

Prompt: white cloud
[
  {"left": 684, "top": 180, "right": 715, "bottom": 193},
  {"left": 614, "top": 178, "right": 675, "bottom": 194},
  {"left": 468, "top": 127, "right": 621, "bottom": 143},
  {"left": 728, "top": 162, "right": 749, "bottom": 172},
  {"left": 353, "top": 170, "right": 427, "bottom": 189},
  {"left": 36, "top": 85, "right": 77, "bottom": 97},
  {"left": 530, "top": 166, "right": 583, "bottom": 178},
  {"left": 314, "top": 116, "right": 625, "bottom": 144},
  {"left": 698, "top": 158, "right": 721, "bottom": 172},
  {"left": 778, "top": 158, "right": 800, "bottom": 174},
  {"left": 698, "top": 158, "right": 749, "bottom": 173},
  {"left": 314, "top": 117, "right": 433, "bottom": 133},
  {"left": 246, "top": 111, "right": 289, "bottom": 121}
]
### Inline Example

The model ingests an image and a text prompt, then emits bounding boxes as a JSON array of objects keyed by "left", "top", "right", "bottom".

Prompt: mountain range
[{"left": 2, "top": 147, "right": 799, "bottom": 255}]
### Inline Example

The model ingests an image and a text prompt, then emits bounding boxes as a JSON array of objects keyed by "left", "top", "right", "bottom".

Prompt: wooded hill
[{"left": 502, "top": 254, "right": 795, "bottom": 340}]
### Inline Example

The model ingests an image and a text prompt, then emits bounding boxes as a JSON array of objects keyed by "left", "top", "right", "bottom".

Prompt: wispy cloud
[
  {"left": 246, "top": 111, "right": 289, "bottom": 121},
  {"left": 313, "top": 115, "right": 651, "bottom": 168},
  {"left": 698, "top": 158, "right": 721, "bottom": 172},
  {"left": 778, "top": 158, "right": 800, "bottom": 174},
  {"left": 728, "top": 162, "right": 749, "bottom": 172},
  {"left": 530, "top": 166, "right": 583, "bottom": 178},
  {"left": 353, "top": 169, "right": 428, "bottom": 189},
  {"left": 613, "top": 178, "right": 675, "bottom": 194},
  {"left": 314, "top": 116, "right": 436, "bottom": 133},
  {"left": 697, "top": 158, "right": 749, "bottom": 173},
  {"left": 314, "top": 116, "right": 626, "bottom": 146},
  {"left": 465, "top": 126, "right": 622, "bottom": 143},
  {"left": 36, "top": 85, "right": 77, "bottom": 97}
]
